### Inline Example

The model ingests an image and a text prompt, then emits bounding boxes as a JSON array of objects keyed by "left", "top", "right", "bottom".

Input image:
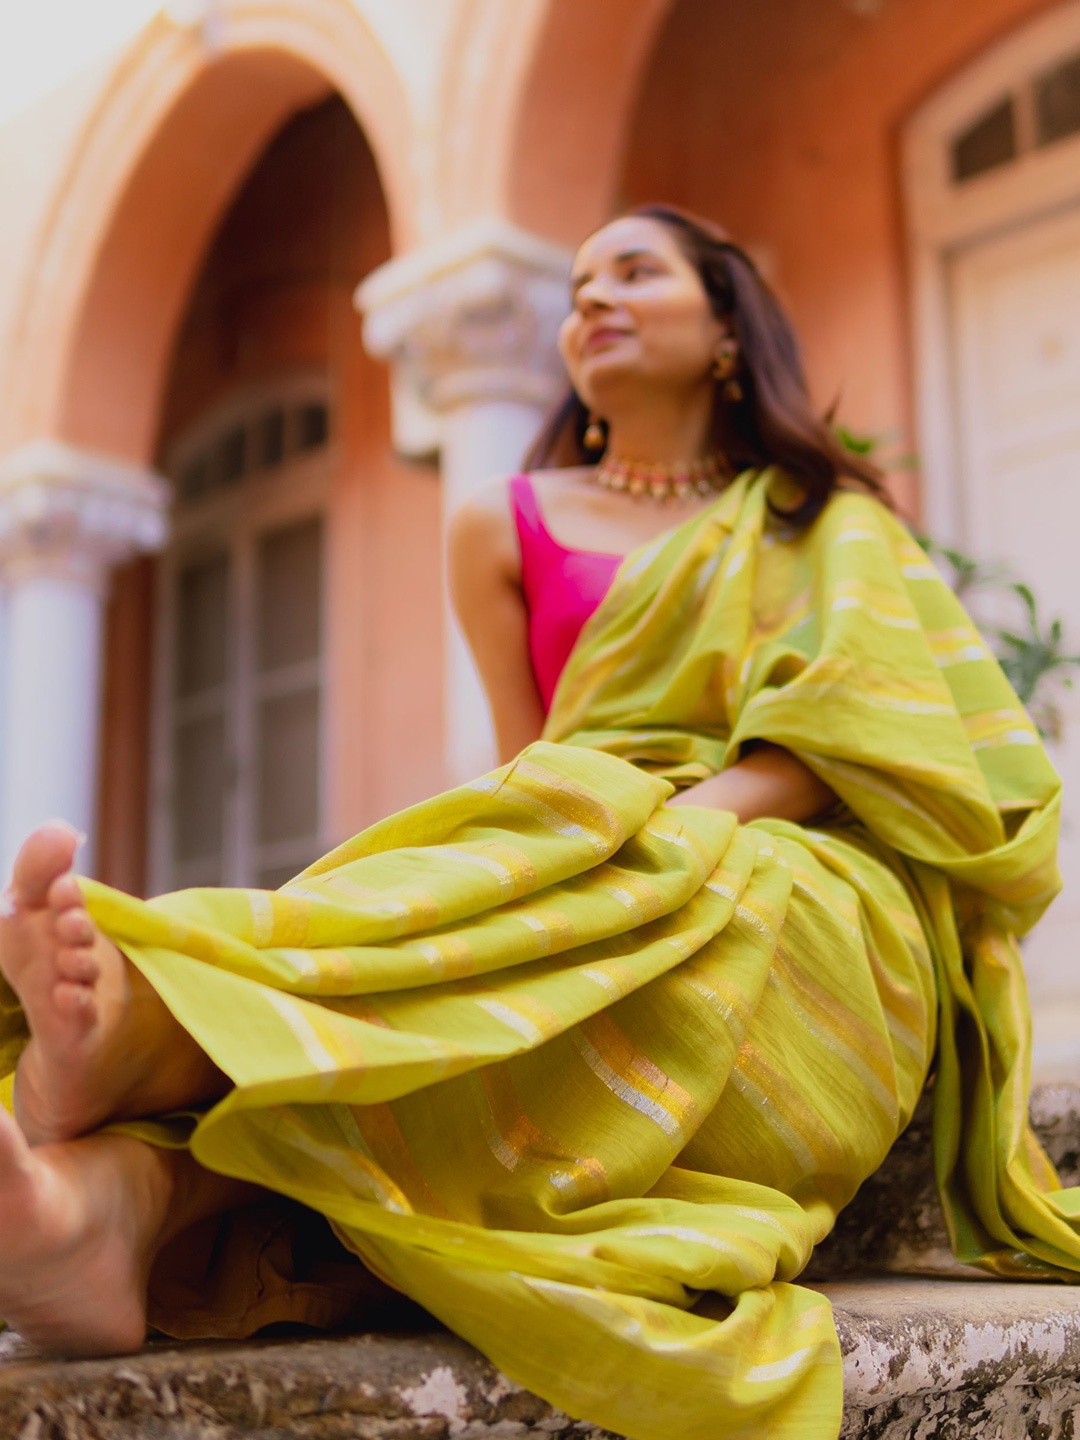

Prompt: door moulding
[{"left": 903, "top": 0, "right": 1080, "bottom": 543}]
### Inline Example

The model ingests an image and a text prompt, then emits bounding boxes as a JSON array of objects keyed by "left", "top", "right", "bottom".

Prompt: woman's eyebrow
[{"left": 570, "top": 249, "right": 659, "bottom": 294}]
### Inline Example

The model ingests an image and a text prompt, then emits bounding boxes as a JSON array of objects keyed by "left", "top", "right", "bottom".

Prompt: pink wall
[
  {"left": 98, "top": 97, "right": 444, "bottom": 893},
  {"left": 620, "top": 0, "right": 1063, "bottom": 516}
]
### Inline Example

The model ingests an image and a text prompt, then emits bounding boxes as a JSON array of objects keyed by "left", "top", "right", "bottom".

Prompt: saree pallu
[{"left": 2, "top": 468, "right": 1077, "bottom": 1440}]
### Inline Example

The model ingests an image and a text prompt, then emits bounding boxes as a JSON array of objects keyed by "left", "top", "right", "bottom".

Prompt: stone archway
[
  {"left": 431, "top": 0, "right": 676, "bottom": 248},
  {"left": 0, "top": 0, "right": 418, "bottom": 877},
  {"left": 502, "top": 0, "right": 675, "bottom": 244},
  {"left": 4, "top": 0, "right": 417, "bottom": 468}
]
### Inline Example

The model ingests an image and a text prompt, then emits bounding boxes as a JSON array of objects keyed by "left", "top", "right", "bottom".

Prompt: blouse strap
[{"left": 508, "top": 473, "right": 544, "bottom": 535}]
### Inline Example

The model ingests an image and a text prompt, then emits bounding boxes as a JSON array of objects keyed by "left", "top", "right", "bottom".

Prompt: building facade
[{"left": 0, "top": 0, "right": 1078, "bottom": 1065}]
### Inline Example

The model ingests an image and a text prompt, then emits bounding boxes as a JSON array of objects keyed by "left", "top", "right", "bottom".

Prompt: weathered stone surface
[
  {"left": 5, "top": 1280, "right": 1080, "bottom": 1438},
  {"left": 832, "top": 1278, "right": 1080, "bottom": 1440},
  {"left": 806, "top": 1082, "right": 1080, "bottom": 1280},
  {"left": 0, "top": 1327, "right": 615, "bottom": 1439},
  {"left": 5, "top": 1085, "right": 1080, "bottom": 1437}
]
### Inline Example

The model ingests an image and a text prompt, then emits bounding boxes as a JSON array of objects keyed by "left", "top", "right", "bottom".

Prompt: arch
[
  {"left": 443, "top": 0, "right": 676, "bottom": 246},
  {"left": 6, "top": 0, "right": 416, "bottom": 465}
]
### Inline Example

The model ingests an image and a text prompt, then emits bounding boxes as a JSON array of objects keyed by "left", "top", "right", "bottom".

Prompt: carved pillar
[
  {"left": 0, "top": 441, "right": 169, "bottom": 877},
  {"left": 358, "top": 219, "right": 573, "bottom": 783}
]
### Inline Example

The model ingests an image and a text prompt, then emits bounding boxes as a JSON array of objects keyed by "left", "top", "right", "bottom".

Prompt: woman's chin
[{"left": 575, "top": 354, "right": 650, "bottom": 400}]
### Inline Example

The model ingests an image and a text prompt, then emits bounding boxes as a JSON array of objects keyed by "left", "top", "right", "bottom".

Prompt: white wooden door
[{"left": 951, "top": 201, "right": 1080, "bottom": 1019}]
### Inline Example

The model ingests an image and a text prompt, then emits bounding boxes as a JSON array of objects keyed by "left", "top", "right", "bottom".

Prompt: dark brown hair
[{"left": 523, "top": 203, "right": 887, "bottom": 528}]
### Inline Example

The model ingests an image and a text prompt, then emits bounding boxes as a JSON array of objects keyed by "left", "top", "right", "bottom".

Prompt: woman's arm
[
  {"left": 667, "top": 743, "right": 836, "bottom": 825},
  {"left": 447, "top": 480, "right": 547, "bottom": 765}
]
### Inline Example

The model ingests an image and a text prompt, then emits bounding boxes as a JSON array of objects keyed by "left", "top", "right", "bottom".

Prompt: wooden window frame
[{"left": 150, "top": 375, "right": 335, "bottom": 895}]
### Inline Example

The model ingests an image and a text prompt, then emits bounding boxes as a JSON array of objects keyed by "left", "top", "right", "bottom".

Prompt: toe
[
  {"left": 47, "top": 874, "right": 84, "bottom": 916},
  {"left": 51, "top": 981, "right": 97, "bottom": 1027},
  {"left": 12, "top": 826, "right": 82, "bottom": 911},
  {"left": 56, "top": 946, "right": 99, "bottom": 985},
  {"left": 54, "top": 908, "right": 94, "bottom": 949}
]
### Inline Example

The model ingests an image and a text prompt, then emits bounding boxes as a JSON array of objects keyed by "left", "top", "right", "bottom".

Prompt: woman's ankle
[{"left": 155, "top": 1149, "right": 266, "bottom": 1250}]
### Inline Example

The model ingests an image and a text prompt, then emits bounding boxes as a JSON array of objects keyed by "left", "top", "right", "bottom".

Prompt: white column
[
  {"left": 358, "top": 218, "right": 573, "bottom": 782},
  {"left": 0, "top": 441, "right": 169, "bottom": 877}
]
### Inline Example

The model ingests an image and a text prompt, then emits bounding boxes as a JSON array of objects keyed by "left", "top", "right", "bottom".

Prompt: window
[
  {"left": 259, "top": 407, "right": 286, "bottom": 469},
  {"left": 952, "top": 99, "right": 1017, "bottom": 182},
  {"left": 951, "top": 45, "right": 1080, "bottom": 185},
  {"left": 298, "top": 401, "right": 329, "bottom": 452},
  {"left": 1035, "top": 51, "right": 1080, "bottom": 147},
  {"left": 156, "top": 382, "right": 332, "bottom": 892},
  {"left": 171, "top": 554, "right": 229, "bottom": 887},
  {"left": 219, "top": 425, "right": 247, "bottom": 486},
  {"left": 167, "top": 395, "right": 330, "bottom": 502},
  {"left": 254, "top": 517, "right": 324, "bottom": 889}
]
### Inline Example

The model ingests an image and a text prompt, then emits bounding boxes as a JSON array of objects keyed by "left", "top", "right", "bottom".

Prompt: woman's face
[{"left": 559, "top": 216, "right": 727, "bottom": 409}]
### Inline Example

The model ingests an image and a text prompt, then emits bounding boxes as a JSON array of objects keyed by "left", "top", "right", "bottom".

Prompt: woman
[{"left": 0, "top": 205, "right": 1074, "bottom": 1440}]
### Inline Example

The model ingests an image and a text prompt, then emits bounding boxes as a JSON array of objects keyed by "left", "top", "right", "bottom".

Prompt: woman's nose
[{"left": 575, "top": 275, "right": 615, "bottom": 314}]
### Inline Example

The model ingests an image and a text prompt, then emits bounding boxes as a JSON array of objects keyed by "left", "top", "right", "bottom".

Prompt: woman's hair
[{"left": 523, "top": 202, "right": 887, "bottom": 528}]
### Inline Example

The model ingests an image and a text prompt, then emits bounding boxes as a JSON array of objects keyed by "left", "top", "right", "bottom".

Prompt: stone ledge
[
  {"left": 5, "top": 1279, "right": 1080, "bottom": 1439},
  {"left": 6, "top": 1086, "right": 1080, "bottom": 1437},
  {"left": 0, "top": 1327, "right": 614, "bottom": 1440},
  {"left": 832, "top": 1278, "right": 1080, "bottom": 1440}
]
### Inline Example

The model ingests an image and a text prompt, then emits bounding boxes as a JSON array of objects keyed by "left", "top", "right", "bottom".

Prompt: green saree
[{"left": 3, "top": 468, "right": 1076, "bottom": 1440}]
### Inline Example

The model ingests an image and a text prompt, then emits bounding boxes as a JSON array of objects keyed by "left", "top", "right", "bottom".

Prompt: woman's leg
[
  {"left": 0, "top": 826, "right": 230, "bottom": 1145},
  {"left": 0, "top": 1104, "right": 260, "bottom": 1355}
]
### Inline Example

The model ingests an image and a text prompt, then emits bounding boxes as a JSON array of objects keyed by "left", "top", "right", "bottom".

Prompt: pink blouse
[{"left": 509, "top": 474, "right": 622, "bottom": 713}]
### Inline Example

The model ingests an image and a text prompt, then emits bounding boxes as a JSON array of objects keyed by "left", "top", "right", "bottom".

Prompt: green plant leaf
[{"left": 923, "top": 531, "right": 1080, "bottom": 737}]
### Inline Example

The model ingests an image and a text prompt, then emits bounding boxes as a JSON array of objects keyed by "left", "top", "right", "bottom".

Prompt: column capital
[
  {"left": 0, "top": 440, "right": 170, "bottom": 589},
  {"left": 356, "top": 217, "right": 574, "bottom": 456}
]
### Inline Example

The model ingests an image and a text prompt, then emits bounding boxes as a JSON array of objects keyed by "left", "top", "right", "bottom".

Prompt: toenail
[
  {"left": 0, "top": 889, "right": 16, "bottom": 919},
  {"left": 46, "top": 821, "right": 88, "bottom": 848}
]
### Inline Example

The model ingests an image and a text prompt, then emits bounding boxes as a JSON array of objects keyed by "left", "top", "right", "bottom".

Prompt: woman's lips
[{"left": 582, "top": 327, "right": 632, "bottom": 354}]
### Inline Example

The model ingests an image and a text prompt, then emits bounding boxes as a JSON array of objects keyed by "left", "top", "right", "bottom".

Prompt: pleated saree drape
[{"left": 3, "top": 468, "right": 1077, "bottom": 1440}]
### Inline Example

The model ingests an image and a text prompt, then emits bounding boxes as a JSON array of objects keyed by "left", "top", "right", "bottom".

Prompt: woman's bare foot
[
  {"left": 0, "top": 824, "right": 228, "bottom": 1145},
  {"left": 0, "top": 1107, "right": 262, "bottom": 1356},
  {"left": 0, "top": 1106, "right": 161, "bottom": 1355}
]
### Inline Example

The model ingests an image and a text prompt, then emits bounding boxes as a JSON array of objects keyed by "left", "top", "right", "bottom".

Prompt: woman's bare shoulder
[
  {"left": 450, "top": 467, "right": 593, "bottom": 541},
  {"left": 449, "top": 474, "right": 515, "bottom": 543},
  {"left": 447, "top": 474, "right": 522, "bottom": 579}
]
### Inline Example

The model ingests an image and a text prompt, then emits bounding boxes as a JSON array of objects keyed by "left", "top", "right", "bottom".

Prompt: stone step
[
  {"left": 4, "top": 1085, "right": 1079, "bottom": 1435},
  {"left": 4, "top": 1278, "right": 1080, "bottom": 1438},
  {"left": 829, "top": 1279, "right": 1080, "bottom": 1439},
  {"left": 805, "top": 1082, "right": 1080, "bottom": 1280}
]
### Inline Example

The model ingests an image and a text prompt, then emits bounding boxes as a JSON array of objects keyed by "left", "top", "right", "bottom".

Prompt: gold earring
[
  {"left": 712, "top": 343, "right": 737, "bottom": 379},
  {"left": 713, "top": 345, "right": 744, "bottom": 403},
  {"left": 583, "top": 413, "right": 606, "bottom": 451}
]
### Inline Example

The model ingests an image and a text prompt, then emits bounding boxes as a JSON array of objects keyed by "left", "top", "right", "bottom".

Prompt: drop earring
[
  {"left": 583, "top": 413, "right": 607, "bottom": 451},
  {"left": 713, "top": 344, "right": 744, "bottom": 404}
]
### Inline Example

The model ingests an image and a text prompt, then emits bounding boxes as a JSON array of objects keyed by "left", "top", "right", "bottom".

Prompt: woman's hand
[{"left": 667, "top": 743, "right": 837, "bottom": 825}]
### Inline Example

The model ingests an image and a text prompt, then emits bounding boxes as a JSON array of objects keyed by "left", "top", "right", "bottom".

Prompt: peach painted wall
[
  {"left": 0, "top": 55, "right": 122, "bottom": 455},
  {"left": 98, "top": 96, "right": 444, "bottom": 892},
  {"left": 620, "top": 0, "right": 1064, "bottom": 517}
]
